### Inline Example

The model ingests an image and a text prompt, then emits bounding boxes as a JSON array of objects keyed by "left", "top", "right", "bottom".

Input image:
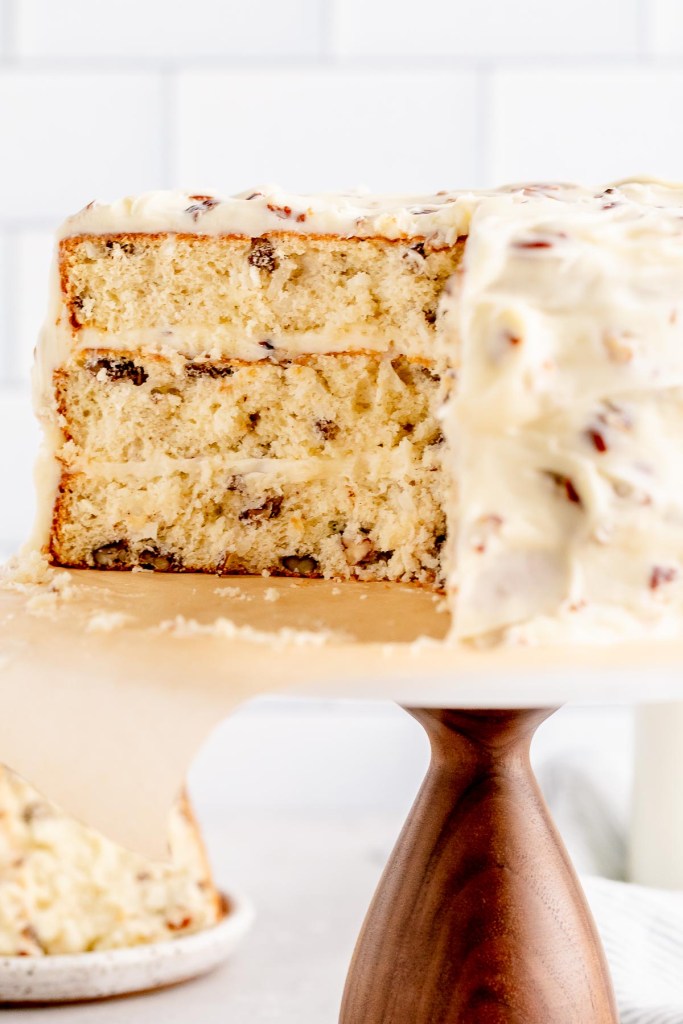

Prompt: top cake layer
[{"left": 38, "top": 188, "right": 488, "bottom": 379}]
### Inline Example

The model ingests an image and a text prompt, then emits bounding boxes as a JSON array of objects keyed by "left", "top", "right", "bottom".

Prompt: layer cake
[{"left": 33, "top": 181, "right": 683, "bottom": 643}]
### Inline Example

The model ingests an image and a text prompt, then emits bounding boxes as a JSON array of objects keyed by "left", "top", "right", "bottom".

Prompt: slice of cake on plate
[{"left": 0, "top": 766, "right": 222, "bottom": 955}]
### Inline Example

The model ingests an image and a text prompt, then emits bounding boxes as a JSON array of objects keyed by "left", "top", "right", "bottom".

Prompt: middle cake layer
[{"left": 56, "top": 353, "right": 442, "bottom": 461}]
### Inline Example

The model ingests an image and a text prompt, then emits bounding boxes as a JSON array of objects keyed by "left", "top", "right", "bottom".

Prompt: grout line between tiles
[
  {"left": 159, "top": 68, "right": 176, "bottom": 190},
  {"left": 319, "top": 0, "right": 336, "bottom": 62},
  {"left": 636, "top": 0, "right": 652, "bottom": 58},
  {"left": 475, "top": 65, "right": 492, "bottom": 188},
  {"left": 0, "top": 225, "right": 18, "bottom": 386},
  {"left": 0, "top": 230, "right": 8, "bottom": 386},
  {"left": 0, "top": 0, "right": 16, "bottom": 58},
  {"left": 0, "top": 53, "right": 678, "bottom": 74}
]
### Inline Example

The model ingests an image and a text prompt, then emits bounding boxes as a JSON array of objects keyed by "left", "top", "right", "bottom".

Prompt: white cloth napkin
[
  {"left": 539, "top": 748, "right": 683, "bottom": 1023},
  {"left": 584, "top": 878, "right": 683, "bottom": 1024}
]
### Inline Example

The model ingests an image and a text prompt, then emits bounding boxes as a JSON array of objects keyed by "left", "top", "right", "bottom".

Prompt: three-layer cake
[{"left": 34, "top": 181, "right": 683, "bottom": 643}]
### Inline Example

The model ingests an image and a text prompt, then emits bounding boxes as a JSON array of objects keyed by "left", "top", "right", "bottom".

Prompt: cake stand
[{"left": 2, "top": 572, "right": 682, "bottom": 1022}]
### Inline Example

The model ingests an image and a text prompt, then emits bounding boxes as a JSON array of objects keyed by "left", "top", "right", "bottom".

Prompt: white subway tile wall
[
  {"left": 651, "top": 0, "right": 683, "bottom": 55},
  {"left": 0, "top": 0, "right": 680, "bottom": 552},
  {"left": 16, "top": 0, "right": 323, "bottom": 59},
  {"left": 333, "top": 0, "right": 640, "bottom": 58},
  {"left": 176, "top": 69, "right": 480, "bottom": 194},
  {"left": 489, "top": 68, "right": 683, "bottom": 184}
]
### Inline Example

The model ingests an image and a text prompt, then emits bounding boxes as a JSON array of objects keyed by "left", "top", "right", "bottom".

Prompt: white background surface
[{"left": 0, "top": 0, "right": 664, "bottom": 895}]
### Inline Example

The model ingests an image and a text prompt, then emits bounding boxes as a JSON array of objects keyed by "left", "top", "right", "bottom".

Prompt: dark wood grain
[{"left": 339, "top": 708, "right": 618, "bottom": 1024}]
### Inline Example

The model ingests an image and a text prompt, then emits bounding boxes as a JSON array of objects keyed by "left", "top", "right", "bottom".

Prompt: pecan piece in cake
[
  {"left": 403, "top": 243, "right": 428, "bottom": 272},
  {"left": 19, "top": 925, "right": 46, "bottom": 955},
  {"left": 342, "top": 536, "right": 374, "bottom": 565},
  {"left": 22, "top": 801, "right": 51, "bottom": 824},
  {"left": 186, "top": 361, "right": 235, "bottom": 379},
  {"left": 267, "top": 203, "right": 292, "bottom": 218},
  {"left": 248, "top": 238, "right": 277, "bottom": 271},
  {"left": 315, "top": 419, "right": 339, "bottom": 441},
  {"left": 239, "top": 496, "right": 283, "bottom": 522},
  {"left": 512, "top": 233, "right": 567, "bottom": 250},
  {"left": 650, "top": 566, "right": 678, "bottom": 590},
  {"left": 104, "top": 239, "right": 136, "bottom": 256},
  {"left": 87, "top": 357, "right": 149, "bottom": 386},
  {"left": 91, "top": 540, "right": 131, "bottom": 568},
  {"left": 342, "top": 533, "right": 394, "bottom": 567},
  {"left": 603, "top": 331, "right": 635, "bottom": 364},
  {"left": 138, "top": 545, "right": 181, "bottom": 572},
  {"left": 185, "top": 196, "right": 220, "bottom": 221},
  {"left": 364, "top": 550, "right": 394, "bottom": 565},
  {"left": 281, "top": 555, "right": 319, "bottom": 575},
  {"left": 542, "top": 470, "right": 582, "bottom": 506},
  {"left": 586, "top": 428, "right": 608, "bottom": 453},
  {"left": 167, "top": 914, "right": 193, "bottom": 932}
]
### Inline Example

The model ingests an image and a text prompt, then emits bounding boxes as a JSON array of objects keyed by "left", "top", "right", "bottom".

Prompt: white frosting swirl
[{"left": 58, "top": 186, "right": 480, "bottom": 245}]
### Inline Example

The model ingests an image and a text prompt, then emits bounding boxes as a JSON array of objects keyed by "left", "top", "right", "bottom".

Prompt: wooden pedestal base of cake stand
[{"left": 339, "top": 707, "right": 618, "bottom": 1024}]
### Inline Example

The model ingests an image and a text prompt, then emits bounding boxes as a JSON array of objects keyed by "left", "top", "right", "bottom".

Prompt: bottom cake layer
[{"left": 50, "top": 455, "right": 446, "bottom": 585}]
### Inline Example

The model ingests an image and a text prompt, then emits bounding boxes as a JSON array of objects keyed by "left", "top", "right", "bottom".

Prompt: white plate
[{"left": 0, "top": 889, "right": 254, "bottom": 1004}]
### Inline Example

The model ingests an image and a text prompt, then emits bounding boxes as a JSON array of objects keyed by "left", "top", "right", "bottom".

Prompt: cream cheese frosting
[{"left": 57, "top": 187, "right": 479, "bottom": 245}]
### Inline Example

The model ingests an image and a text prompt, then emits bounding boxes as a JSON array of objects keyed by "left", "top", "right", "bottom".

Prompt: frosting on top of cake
[
  {"left": 440, "top": 178, "right": 683, "bottom": 642},
  {"left": 58, "top": 186, "right": 487, "bottom": 245}
]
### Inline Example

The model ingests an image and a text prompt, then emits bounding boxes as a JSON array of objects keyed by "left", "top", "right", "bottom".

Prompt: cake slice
[{"left": 0, "top": 766, "right": 222, "bottom": 955}]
